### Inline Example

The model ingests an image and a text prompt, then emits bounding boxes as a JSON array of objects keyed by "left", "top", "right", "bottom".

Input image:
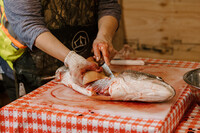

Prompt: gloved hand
[
  {"left": 64, "top": 51, "right": 101, "bottom": 85},
  {"left": 93, "top": 35, "right": 117, "bottom": 65}
]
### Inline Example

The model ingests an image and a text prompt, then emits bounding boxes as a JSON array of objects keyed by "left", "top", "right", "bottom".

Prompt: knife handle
[
  {"left": 110, "top": 60, "right": 145, "bottom": 65},
  {"left": 97, "top": 57, "right": 105, "bottom": 66}
]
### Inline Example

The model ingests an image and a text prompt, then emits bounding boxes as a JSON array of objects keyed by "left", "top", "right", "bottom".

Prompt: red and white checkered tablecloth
[
  {"left": 0, "top": 58, "right": 200, "bottom": 133},
  {"left": 175, "top": 104, "right": 200, "bottom": 133}
]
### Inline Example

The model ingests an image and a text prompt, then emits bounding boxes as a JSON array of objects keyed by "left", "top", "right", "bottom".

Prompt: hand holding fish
[{"left": 64, "top": 51, "right": 101, "bottom": 85}]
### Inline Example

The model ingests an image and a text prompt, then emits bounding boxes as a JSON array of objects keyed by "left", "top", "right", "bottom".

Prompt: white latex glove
[{"left": 64, "top": 51, "right": 101, "bottom": 85}]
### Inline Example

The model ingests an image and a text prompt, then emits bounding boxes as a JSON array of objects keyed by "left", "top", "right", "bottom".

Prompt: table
[{"left": 0, "top": 58, "right": 200, "bottom": 133}]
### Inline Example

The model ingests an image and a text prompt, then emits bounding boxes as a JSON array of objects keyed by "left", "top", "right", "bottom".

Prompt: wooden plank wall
[{"left": 113, "top": 0, "right": 200, "bottom": 62}]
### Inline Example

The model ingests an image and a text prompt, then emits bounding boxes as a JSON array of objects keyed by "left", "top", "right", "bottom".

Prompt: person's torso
[
  {"left": 1, "top": 0, "right": 99, "bottom": 85},
  {"left": 41, "top": 0, "right": 98, "bottom": 29},
  {"left": 14, "top": 0, "right": 99, "bottom": 87},
  {"left": 40, "top": 0, "right": 98, "bottom": 57}
]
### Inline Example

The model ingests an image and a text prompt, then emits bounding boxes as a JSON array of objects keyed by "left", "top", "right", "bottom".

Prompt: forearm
[
  {"left": 34, "top": 32, "right": 70, "bottom": 62},
  {"left": 97, "top": 16, "right": 118, "bottom": 42}
]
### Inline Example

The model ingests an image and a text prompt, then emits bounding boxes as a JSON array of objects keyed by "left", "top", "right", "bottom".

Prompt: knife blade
[
  {"left": 97, "top": 58, "right": 115, "bottom": 78},
  {"left": 101, "top": 63, "right": 115, "bottom": 78}
]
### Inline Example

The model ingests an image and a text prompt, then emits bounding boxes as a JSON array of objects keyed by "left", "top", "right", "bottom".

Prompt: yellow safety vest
[{"left": 0, "top": 0, "right": 27, "bottom": 69}]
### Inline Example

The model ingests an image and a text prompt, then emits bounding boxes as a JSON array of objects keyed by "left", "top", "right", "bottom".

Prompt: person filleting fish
[
  {"left": 1, "top": 0, "right": 175, "bottom": 103},
  {"left": 0, "top": 0, "right": 121, "bottom": 102}
]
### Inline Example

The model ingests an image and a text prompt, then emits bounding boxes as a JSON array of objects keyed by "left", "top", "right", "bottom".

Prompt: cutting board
[{"left": 31, "top": 65, "right": 192, "bottom": 120}]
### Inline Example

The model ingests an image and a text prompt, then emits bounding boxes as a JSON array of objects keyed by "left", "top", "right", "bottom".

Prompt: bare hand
[{"left": 93, "top": 36, "right": 117, "bottom": 65}]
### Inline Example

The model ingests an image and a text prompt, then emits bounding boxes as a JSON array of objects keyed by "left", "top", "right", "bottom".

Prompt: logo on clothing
[{"left": 72, "top": 31, "right": 89, "bottom": 53}]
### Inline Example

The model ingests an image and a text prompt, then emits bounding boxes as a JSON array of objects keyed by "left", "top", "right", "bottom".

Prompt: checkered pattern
[
  {"left": 0, "top": 58, "right": 199, "bottom": 133},
  {"left": 175, "top": 104, "right": 200, "bottom": 133}
]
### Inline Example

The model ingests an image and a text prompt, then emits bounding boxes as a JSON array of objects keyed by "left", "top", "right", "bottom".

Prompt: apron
[{"left": 14, "top": 0, "right": 98, "bottom": 95}]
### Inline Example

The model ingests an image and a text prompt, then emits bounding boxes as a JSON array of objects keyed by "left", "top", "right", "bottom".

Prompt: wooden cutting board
[{"left": 31, "top": 65, "right": 192, "bottom": 120}]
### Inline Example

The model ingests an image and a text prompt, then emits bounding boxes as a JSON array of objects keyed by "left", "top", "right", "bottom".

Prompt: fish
[{"left": 60, "top": 68, "right": 176, "bottom": 102}]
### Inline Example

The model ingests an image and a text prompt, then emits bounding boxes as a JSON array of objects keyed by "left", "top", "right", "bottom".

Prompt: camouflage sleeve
[
  {"left": 4, "top": 0, "right": 49, "bottom": 50},
  {"left": 98, "top": 0, "right": 121, "bottom": 23}
]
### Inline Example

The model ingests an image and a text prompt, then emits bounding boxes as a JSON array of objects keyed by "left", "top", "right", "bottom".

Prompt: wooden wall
[{"left": 113, "top": 0, "right": 200, "bottom": 62}]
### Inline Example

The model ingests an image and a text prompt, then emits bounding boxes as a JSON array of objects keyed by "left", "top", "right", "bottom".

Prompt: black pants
[
  {"left": 2, "top": 74, "right": 16, "bottom": 102},
  {"left": 2, "top": 73, "right": 52, "bottom": 102}
]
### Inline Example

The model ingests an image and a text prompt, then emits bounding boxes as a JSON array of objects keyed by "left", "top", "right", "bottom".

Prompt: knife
[
  {"left": 111, "top": 59, "right": 178, "bottom": 65},
  {"left": 98, "top": 59, "right": 115, "bottom": 78},
  {"left": 101, "top": 63, "right": 115, "bottom": 78},
  {"left": 111, "top": 59, "right": 145, "bottom": 65}
]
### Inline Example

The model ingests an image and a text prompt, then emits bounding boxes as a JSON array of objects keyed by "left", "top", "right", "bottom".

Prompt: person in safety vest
[{"left": 0, "top": 0, "right": 121, "bottom": 101}]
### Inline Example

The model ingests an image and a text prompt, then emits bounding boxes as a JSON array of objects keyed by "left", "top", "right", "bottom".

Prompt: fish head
[{"left": 109, "top": 70, "right": 176, "bottom": 102}]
